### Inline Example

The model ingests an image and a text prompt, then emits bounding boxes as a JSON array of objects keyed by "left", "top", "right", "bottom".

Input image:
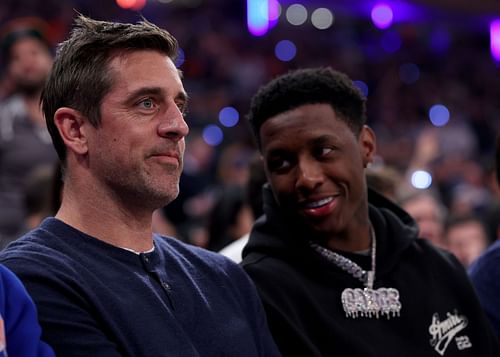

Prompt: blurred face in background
[
  {"left": 402, "top": 194, "right": 446, "bottom": 248},
  {"left": 8, "top": 37, "right": 52, "bottom": 95},
  {"left": 446, "top": 220, "right": 488, "bottom": 267}
]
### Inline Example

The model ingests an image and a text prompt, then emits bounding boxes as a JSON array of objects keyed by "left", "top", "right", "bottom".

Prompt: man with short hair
[
  {"left": 0, "top": 15, "right": 280, "bottom": 357},
  {"left": 241, "top": 67, "right": 500, "bottom": 356}
]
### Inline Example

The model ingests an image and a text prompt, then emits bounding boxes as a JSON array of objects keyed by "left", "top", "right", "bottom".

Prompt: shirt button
[{"left": 161, "top": 281, "right": 171, "bottom": 291}]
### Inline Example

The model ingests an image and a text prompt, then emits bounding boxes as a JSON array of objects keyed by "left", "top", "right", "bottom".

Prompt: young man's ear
[
  {"left": 359, "top": 125, "right": 376, "bottom": 168},
  {"left": 54, "top": 107, "right": 89, "bottom": 156}
]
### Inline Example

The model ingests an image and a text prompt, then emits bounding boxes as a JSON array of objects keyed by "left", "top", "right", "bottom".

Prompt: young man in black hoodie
[{"left": 241, "top": 67, "right": 500, "bottom": 356}]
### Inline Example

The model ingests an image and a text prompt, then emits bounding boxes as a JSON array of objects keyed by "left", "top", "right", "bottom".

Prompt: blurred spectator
[
  {"left": 445, "top": 214, "right": 488, "bottom": 267},
  {"left": 398, "top": 190, "right": 448, "bottom": 249},
  {"left": 0, "top": 17, "right": 57, "bottom": 246},
  {"left": 366, "top": 163, "right": 402, "bottom": 202},
  {"left": 207, "top": 184, "right": 253, "bottom": 252},
  {"left": 219, "top": 153, "right": 267, "bottom": 263}
]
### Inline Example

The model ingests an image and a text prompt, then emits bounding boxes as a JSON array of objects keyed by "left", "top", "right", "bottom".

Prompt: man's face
[
  {"left": 402, "top": 196, "right": 445, "bottom": 248},
  {"left": 8, "top": 37, "right": 52, "bottom": 94},
  {"left": 446, "top": 221, "right": 487, "bottom": 267},
  {"left": 259, "top": 103, "right": 373, "bottom": 239},
  {"left": 87, "top": 50, "right": 189, "bottom": 210}
]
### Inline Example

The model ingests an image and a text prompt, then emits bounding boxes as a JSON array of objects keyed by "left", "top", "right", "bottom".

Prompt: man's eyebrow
[
  {"left": 124, "top": 86, "right": 188, "bottom": 105},
  {"left": 125, "top": 87, "right": 164, "bottom": 103}
]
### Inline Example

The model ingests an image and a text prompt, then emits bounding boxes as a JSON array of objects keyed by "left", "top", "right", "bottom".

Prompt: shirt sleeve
[{"left": 0, "top": 264, "right": 55, "bottom": 357}]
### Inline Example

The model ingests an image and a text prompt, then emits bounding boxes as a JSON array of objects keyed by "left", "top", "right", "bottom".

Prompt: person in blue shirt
[
  {"left": 0, "top": 264, "right": 54, "bottom": 356},
  {"left": 0, "top": 15, "right": 280, "bottom": 357},
  {"left": 469, "top": 135, "right": 500, "bottom": 338}
]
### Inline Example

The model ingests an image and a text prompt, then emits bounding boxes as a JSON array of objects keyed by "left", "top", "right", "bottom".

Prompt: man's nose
[
  {"left": 295, "top": 158, "right": 324, "bottom": 192},
  {"left": 157, "top": 104, "right": 189, "bottom": 141}
]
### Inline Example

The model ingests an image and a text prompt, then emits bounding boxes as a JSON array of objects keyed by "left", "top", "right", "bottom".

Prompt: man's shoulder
[
  {"left": 469, "top": 240, "right": 500, "bottom": 278},
  {"left": 0, "top": 220, "right": 73, "bottom": 273}
]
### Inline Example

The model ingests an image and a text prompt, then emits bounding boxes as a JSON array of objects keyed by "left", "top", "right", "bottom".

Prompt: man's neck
[
  {"left": 324, "top": 220, "right": 372, "bottom": 253},
  {"left": 56, "top": 178, "right": 155, "bottom": 252}
]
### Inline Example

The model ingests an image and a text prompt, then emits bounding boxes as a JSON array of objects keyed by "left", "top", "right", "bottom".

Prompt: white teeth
[{"left": 304, "top": 197, "right": 333, "bottom": 208}]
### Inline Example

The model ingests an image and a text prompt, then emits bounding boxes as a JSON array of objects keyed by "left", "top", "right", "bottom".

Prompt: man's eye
[
  {"left": 313, "top": 147, "right": 333, "bottom": 158},
  {"left": 139, "top": 98, "right": 155, "bottom": 110},
  {"left": 177, "top": 103, "right": 188, "bottom": 116},
  {"left": 321, "top": 147, "right": 333, "bottom": 156},
  {"left": 268, "top": 159, "right": 290, "bottom": 173}
]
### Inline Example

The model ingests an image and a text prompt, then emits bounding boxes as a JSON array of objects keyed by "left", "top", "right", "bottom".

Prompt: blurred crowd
[{"left": 0, "top": 0, "right": 499, "bottom": 267}]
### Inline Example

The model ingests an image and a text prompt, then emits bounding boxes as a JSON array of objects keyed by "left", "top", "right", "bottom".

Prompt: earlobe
[
  {"left": 54, "top": 107, "right": 89, "bottom": 156},
  {"left": 360, "top": 125, "right": 376, "bottom": 167}
]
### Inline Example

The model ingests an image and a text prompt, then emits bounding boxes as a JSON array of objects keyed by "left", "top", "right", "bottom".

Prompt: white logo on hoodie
[{"left": 429, "top": 310, "right": 472, "bottom": 355}]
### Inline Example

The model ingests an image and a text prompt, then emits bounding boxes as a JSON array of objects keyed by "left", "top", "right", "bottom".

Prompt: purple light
[
  {"left": 175, "top": 48, "right": 185, "bottom": 68},
  {"left": 275, "top": 40, "right": 296, "bottom": 62},
  {"left": 371, "top": 3, "right": 393, "bottom": 30},
  {"left": 429, "top": 104, "right": 450, "bottom": 127},
  {"left": 202, "top": 125, "right": 224, "bottom": 146},
  {"left": 353, "top": 80, "right": 369, "bottom": 97},
  {"left": 219, "top": 107, "right": 240, "bottom": 127},
  {"left": 491, "top": 20, "right": 500, "bottom": 62},
  {"left": 247, "top": 0, "right": 270, "bottom": 37},
  {"left": 268, "top": 0, "right": 280, "bottom": 30}
]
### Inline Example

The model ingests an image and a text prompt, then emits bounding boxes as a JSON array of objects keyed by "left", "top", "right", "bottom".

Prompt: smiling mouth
[
  {"left": 299, "top": 195, "right": 338, "bottom": 218},
  {"left": 303, "top": 196, "right": 334, "bottom": 208}
]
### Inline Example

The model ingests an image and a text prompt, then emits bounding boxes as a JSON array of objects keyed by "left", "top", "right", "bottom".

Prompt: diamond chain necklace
[
  {"left": 309, "top": 225, "right": 402, "bottom": 319},
  {"left": 310, "top": 225, "right": 376, "bottom": 288}
]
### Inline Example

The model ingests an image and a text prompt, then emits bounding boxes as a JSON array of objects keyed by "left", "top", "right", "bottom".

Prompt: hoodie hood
[{"left": 242, "top": 184, "right": 419, "bottom": 277}]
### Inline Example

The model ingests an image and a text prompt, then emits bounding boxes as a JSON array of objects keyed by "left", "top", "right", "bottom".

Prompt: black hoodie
[{"left": 242, "top": 186, "right": 500, "bottom": 356}]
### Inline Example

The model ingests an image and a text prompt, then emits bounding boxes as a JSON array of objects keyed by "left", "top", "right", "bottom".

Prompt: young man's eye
[
  {"left": 268, "top": 158, "right": 291, "bottom": 173},
  {"left": 313, "top": 146, "right": 334, "bottom": 158},
  {"left": 321, "top": 147, "right": 333, "bottom": 156}
]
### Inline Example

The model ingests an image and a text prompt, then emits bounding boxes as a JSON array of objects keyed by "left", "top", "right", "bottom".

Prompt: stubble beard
[{"left": 104, "top": 161, "right": 182, "bottom": 212}]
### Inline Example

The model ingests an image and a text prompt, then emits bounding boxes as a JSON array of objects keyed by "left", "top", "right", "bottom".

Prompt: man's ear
[
  {"left": 54, "top": 107, "right": 89, "bottom": 156},
  {"left": 359, "top": 125, "right": 376, "bottom": 168}
]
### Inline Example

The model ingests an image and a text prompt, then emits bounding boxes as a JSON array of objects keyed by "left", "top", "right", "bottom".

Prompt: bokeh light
[
  {"left": 311, "top": 8, "right": 334, "bottom": 30},
  {"left": 353, "top": 80, "right": 369, "bottom": 97},
  {"left": 286, "top": 4, "right": 308, "bottom": 26},
  {"left": 130, "top": 0, "right": 146, "bottom": 10},
  {"left": 371, "top": 3, "right": 394, "bottom": 29},
  {"left": 116, "top": 0, "right": 135, "bottom": 9},
  {"left": 269, "top": 0, "right": 281, "bottom": 21},
  {"left": 218, "top": 107, "right": 240, "bottom": 127},
  {"left": 202, "top": 125, "right": 224, "bottom": 146},
  {"left": 175, "top": 48, "right": 185, "bottom": 68},
  {"left": 275, "top": 40, "right": 297, "bottom": 62},
  {"left": 491, "top": 19, "right": 500, "bottom": 61},
  {"left": 429, "top": 104, "right": 450, "bottom": 127},
  {"left": 247, "top": 0, "right": 269, "bottom": 36},
  {"left": 411, "top": 170, "right": 433, "bottom": 189}
]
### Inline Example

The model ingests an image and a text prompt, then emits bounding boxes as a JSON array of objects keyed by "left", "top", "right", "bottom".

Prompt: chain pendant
[{"left": 341, "top": 287, "right": 402, "bottom": 319}]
